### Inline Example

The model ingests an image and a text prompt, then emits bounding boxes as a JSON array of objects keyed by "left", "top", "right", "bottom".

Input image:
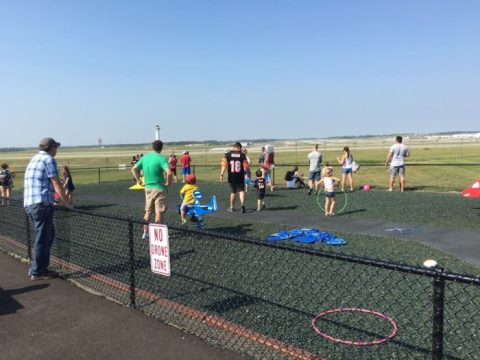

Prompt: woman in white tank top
[{"left": 336, "top": 146, "right": 355, "bottom": 192}]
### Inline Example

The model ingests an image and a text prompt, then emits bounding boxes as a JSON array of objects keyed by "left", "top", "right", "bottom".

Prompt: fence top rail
[{"left": 4, "top": 198, "right": 479, "bottom": 285}]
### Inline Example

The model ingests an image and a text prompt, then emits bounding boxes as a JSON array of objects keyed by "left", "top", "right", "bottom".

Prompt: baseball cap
[
  {"left": 185, "top": 174, "right": 196, "bottom": 183},
  {"left": 233, "top": 142, "right": 242, "bottom": 148},
  {"left": 39, "top": 137, "right": 61, "bottom": 150}
]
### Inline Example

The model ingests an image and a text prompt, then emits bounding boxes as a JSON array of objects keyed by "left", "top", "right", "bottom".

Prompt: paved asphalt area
[{"left": 0, "top": 254, "right": 245, "bottom": 360}]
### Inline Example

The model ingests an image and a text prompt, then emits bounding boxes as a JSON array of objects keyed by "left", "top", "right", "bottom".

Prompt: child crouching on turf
[
  {"left": 317, "top": 167, "right": 340, "bottom": 216},
  {"left": 254, "top": 169, "right": 266, "bottom": 211},
  {"left": 180, "top": 174, "right": 199, "bottom": 224}
]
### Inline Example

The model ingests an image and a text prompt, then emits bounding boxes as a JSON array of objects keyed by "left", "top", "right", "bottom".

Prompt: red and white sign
[
  {"left": 462, "top": 179, "right": 480, "bottom": 198},
  {"left": 149, "top": 224, "right": 170, "bottom": 276}
]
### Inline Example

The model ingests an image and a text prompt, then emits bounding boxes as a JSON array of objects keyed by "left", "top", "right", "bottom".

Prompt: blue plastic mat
[{"left": 266, "top": 228, "right": 347, "bottom": 245}]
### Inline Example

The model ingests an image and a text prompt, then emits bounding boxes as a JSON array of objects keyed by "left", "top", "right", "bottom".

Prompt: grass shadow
[
  {"left": 75, "top": 203, "right": 116, "bottom": 211},
  {"left": 267, "top": 205, "right": 298, "bottom": 211},
  {"left": 210, "top": 223, "right": 253, "bottom": 237},
  {"left": 341, "top": 209, "right": 367, "bottom": 215}
]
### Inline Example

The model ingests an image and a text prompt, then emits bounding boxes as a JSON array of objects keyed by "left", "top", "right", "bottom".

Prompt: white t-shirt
[
  {"left": 389, "top": 143, "right": 409, "bottom": 167},
  {"left": 323, "top": 177, "right": 335, "bottom": 192},
  {"left": 308, "top": 151, "right": 322, "bottom": 172}
]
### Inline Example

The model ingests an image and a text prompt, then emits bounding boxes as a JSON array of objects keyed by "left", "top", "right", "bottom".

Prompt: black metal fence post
[
  {"left": 432, "top": 269, "right": 446, "bottom": 360},
  {"left": 127, "top": 220, "right": 136, "bottom": 308},
  {"left": 25, "top": 212, "right": 32, "bottom": 261},
  {"left": 97, "top": 168, "right": 101, "bottom": 183}
]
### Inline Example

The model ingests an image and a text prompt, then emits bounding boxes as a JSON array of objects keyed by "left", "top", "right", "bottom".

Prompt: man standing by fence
[
  {"left": 385, "top": 136, "right": 410, "bottom": 192},
  {"left": 307, "top": 144, "right": 322, "bottom": 195},
  {"left": 24, "top": 137, "right": 72, "bottom": 280},
  {"left": 132, "top": 140, "right": 172, "bottom": 240}
]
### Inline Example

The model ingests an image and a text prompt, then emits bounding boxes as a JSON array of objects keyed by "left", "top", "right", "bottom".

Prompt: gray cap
[{"left": 39, "top": 137, "right": 61, "bottom": 150}]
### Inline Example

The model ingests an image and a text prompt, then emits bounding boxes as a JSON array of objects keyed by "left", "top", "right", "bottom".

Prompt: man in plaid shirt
[{"left": 24, "top": 137, "right": 72, "bottom": 280}]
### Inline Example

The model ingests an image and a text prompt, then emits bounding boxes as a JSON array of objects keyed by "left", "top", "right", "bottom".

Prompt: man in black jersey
[{"left": 220, "top": 142, "right": 248, "bottom": 213}]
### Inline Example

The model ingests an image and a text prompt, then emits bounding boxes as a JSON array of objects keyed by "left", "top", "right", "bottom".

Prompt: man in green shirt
[{"left": 132, "top": 140, "right": 172, "bottom": 240}]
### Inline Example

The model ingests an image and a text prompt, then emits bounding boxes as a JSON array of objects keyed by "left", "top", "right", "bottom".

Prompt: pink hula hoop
[{"left": 311, "top": 308, "right": 398, "bottom": 346}]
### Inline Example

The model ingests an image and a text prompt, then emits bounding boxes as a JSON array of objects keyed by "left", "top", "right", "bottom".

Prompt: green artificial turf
[{"left": 1, "top": 194, "right": 479, "bottom": 359}]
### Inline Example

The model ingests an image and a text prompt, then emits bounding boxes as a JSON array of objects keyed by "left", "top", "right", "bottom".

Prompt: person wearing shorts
[
  {"left": 180, "top": 151, "right": 192, "bottom": 182},
  {"left": 336, "top": 146, "right": 355, "bottom": 192},
  {"left": 132, "top": 140, "right": 172, "bottom": 240},
  {"left": 385, "top": 136, "right": 409, "bottom": 192},
  {"left": 317, "top": 168, "right": 340, "bottom": 216},
  {"left": 254, "top": 169, "right": 267, "bottom": 211},
  {"left": 0, "top": 163, "right": 15, "bottom": 205},
  {"left": 220, "top": 142, "right": 248, "bottom": 213},
  {"left": 307, "top": 144, "right": 322, "bottom": 195}
]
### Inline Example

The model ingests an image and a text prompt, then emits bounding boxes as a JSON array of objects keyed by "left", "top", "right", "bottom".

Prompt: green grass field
[{"left": 2, "top": 137, "right": 479, "bottom": 191}]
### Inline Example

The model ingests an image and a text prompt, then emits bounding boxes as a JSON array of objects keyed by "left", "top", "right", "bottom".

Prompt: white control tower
[{"left": 154, "top": 125, "right": 160, "bottom": 140}]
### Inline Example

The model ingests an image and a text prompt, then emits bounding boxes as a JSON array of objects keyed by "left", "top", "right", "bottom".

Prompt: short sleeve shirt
[
  {"left": 254, "top": 178, "right": 266, "bottom": 196},
  {"left": 224, "top": 151, "right": 246, "bottom": 184},
  {"left": 308, "top": 151, "right": 322, "bottom": 172},
  {"left": 24, "top": 151, "right": 59, "bottom": 207},
  {"left": 180, "top": 155, "right": 191, "bottom": 168},
  {"left": 389, "top": 144, "right": 408, "bottom": 167},
  {"left": 135, "top": 152, "right": 169, "bottom": 190}
]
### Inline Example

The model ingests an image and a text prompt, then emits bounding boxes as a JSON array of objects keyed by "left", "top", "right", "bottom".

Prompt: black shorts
[
  {"left": 257, "top": 192, "right": 265, "bottom": 200},
  {"left": 229, "top": 182, "right": 245, "bottom": 194},
  {"left": 170, "top": 168, "right": 177, "bottom": 176}
]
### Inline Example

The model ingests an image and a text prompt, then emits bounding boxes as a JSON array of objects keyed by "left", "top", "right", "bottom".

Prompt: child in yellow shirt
[{"left": 180, "top": 174, "right": 199, "bottom": 224}]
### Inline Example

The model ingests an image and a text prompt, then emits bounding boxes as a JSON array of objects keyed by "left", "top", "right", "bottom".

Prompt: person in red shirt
[
  {"left": 179, "top": 151, "right": 192, "bottom": 182},
  {"left": 168, "top": 154, "right": 178, "bottom": 182}
]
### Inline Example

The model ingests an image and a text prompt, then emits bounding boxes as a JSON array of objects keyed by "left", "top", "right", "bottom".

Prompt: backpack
[{"left": 0, "top": 170, "right": 11, "bottom": 186}]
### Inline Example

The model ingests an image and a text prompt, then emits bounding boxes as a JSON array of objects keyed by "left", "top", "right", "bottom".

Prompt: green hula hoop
[{"left": 316, "top": 189, "right": 349, "bottom": 214}]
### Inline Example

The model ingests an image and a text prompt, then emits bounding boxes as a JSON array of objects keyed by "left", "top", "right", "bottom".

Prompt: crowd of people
[{"left": 2, "top": 135, "right": 410, "bottom": 281}]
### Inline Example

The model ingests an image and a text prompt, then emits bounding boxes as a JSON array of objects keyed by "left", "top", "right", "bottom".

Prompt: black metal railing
[{"left": 0, "top": 199, "right": 479, "bottom": 359}]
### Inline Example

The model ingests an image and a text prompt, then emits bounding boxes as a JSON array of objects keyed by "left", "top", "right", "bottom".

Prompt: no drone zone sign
[{"left": 149, "top": 224, "right": 170, "bottom": 276}]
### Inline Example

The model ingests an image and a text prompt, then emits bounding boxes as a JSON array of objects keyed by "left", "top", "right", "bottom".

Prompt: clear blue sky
[{"left": 1, "top": 0, "right": 479, "bottom": 147}]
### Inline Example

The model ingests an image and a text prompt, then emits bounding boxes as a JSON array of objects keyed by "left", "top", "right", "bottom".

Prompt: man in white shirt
[
  {"left": 385, "top": 136, "right": 410, "bottom": 192},
  {"left": 307, "top": 144, "right": 322, "bottom": 195}
]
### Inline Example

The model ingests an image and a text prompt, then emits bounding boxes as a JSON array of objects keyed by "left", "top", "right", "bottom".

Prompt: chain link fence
[
  {"left": 0, "top": 199, "right": 479, "bottom": 359},
  {"left": 6, "top": 162, "right": 480, "bottom": 193}
]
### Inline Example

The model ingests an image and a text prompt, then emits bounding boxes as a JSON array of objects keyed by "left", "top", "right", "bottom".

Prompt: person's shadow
[{"left": 0, "top": 284, "right": 49, "bottom": 316}]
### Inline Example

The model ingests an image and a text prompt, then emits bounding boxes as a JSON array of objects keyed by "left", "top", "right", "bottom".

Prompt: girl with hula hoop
[{"left": 317, "top": 167, "right": 341, "bottom": 216}]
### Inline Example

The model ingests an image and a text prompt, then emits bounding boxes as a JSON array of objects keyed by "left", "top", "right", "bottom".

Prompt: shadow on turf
[
  {"left": 75, "top": 203, "right": 116, "bottom": 211},
  {"left": 267, "top": 205, "right": 298, "bottom": 211},
  {"left": 341, "top": 209, "right": 367, "bottom": 215},
  {"left": 204, "top": 294, "right": 259, "bottom": 313},
  {"left": 210, "top": 223, "right": 253, "bottom": 237}
]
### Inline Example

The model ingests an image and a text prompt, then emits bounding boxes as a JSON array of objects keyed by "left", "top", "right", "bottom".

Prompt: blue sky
[{"left": 1, "top": 0, "right": 479, "bottom": 146}]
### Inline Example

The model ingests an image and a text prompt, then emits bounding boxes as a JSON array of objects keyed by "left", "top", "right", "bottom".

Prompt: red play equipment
[{"left": 462, "top": 179, "right": 480, "bottom": 198}]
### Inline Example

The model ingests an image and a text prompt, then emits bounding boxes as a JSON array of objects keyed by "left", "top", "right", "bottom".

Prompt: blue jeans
[{"left": 26, "top": 203, "right": 55, "bottom": 276}]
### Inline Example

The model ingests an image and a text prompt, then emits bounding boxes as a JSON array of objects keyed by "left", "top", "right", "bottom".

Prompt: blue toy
[{"left": 178, "top": 190, "right": 217, "bottom": 228}]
